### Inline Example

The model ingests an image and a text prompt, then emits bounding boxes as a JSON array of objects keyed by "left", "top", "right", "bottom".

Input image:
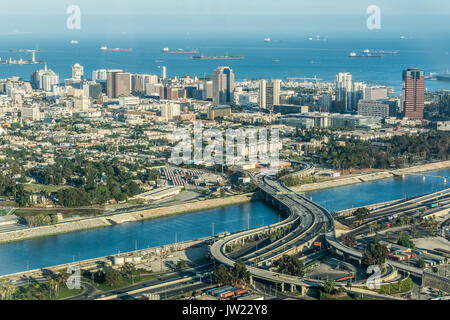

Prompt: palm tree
[
  {"left": 368, "top": 222, "right": 376, "bottom": 233},
  {"left": 47, "top": 277, "right": 56, "bottom": 298},
  {"left": 55, "top": 272, "right": 70, "bottom": 296},
  {"left": 0, "top": 284, "right": 7, "bottom": 300},
  {"left": 5, "top": 283, "right": 15, "bottom": 300}
]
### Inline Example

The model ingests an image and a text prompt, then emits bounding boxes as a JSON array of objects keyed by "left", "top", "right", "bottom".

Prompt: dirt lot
[{"left": 413, "top": 237, "right": 450, "bottom": 252}]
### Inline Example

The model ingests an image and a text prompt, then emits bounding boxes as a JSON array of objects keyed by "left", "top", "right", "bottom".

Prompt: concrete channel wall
[
  {"left": 0, "top": 237, "right": 210, "bottom": 280},
  {"left": 0, "top": 194, "right": 254, "bottom": 244},
  {"left": 422, "top": 271, "right": 450, "bottom": 293},
  {"left": 293, "top": 160, "right": 450, "bottom": 193}
]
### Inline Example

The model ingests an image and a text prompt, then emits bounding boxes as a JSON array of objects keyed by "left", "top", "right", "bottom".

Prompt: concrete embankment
[
  {"left": 0, "top": 193, "right": 254, "bottom": 244},
  {"left": 292, "top": 160, "right": 450, "bottom": 193}
]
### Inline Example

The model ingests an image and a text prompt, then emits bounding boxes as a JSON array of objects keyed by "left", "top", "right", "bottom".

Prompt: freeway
[
  {"left": 211, "top": 231, "right": 322, "bottom": 289},
  {"left": 342, "top": 191, "right": 450, "bottom": 227},
  {"left": 211, "top": 161, "right": 431, "bottom": 291},
  {"left": 347, "top": 203, "right": 450, "bottom": 238},
  {"left": 210, "top": 163, "right": 335, "bottom": 290},
  {"left": 69, "top": 264, "right": 213, "bottom": 300},
  {"left": 247, "top": 174, "right": 332, "bottom": 264}
]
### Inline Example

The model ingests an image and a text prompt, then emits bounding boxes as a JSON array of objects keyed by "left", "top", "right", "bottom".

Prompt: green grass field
[
  {"left": 12, "top": 282, "right": 84, "bottom": 300},
  {"left": 371, "top": 277, "right": 414, "bottom": 295}
]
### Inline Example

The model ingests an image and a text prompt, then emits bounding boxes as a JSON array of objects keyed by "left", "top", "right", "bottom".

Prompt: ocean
[{"left": 0, "top": 34, "right": 449, "bottom": 94}]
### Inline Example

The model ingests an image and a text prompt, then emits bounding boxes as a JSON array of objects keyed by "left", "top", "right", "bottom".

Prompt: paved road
[{"left": 67, "top": 264, "right": 213, "bottom": 300}]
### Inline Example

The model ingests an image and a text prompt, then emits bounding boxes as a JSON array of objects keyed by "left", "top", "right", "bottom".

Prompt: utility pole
[{"left": 160, "top": 248, "right": 163, "bottom": 272}]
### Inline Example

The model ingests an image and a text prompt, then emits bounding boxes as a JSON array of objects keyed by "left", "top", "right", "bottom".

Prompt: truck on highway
[{"left": 429, "top": 202, "right": 441, "bottom": 208}]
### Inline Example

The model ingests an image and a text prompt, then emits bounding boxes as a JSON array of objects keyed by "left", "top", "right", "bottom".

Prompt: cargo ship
[
  {"left": 191, "top": 55, "right": 244, "bottom": 60},
  {"left": 370, "top": 49, "right": 398, "bottom": 55},
  {"left": 436, "top": 73, "right": 450, "bottom": 82},
  {"left": 100, "top": 46, "right": 132, "bottom": 52},
  {"left": 162, "top": 47, "right": 199, "bottom": 54},
  {"left": 349, "top": 51, "right": 384, "bottom": 58}
]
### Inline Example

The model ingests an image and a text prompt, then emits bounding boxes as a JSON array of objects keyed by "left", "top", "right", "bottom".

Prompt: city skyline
[{"left": 0, "top": 0, "right": 449, "bottom": 305}]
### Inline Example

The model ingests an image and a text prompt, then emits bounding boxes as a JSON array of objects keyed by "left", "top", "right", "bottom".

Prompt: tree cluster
[
  {"left": 275, "top": 255, "right": 305, "bottom": 277},
  {"left": 361, "top": 237, "right": 389, "bottom": 269},
  {"left": 397, "top": 235, "right": 416, "bottom": 249},
  {"left": 214, "top": 260, "right": 251, "bottom": 285}
]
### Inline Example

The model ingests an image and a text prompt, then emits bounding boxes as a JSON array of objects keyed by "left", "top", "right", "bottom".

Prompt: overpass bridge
[
  {"left": 210, "top": 163, "right": 336, "bottom": 293},
  {"left": 393, "top": 171, "right": 449, "bottom": 185},
  {"left": 210, "top": 162, "right": 427, "bottom": 294}
]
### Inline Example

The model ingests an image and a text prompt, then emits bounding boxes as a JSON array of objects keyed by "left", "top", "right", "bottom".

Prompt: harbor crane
[{"left": 9, "top": 49, "right": 42, "bottom": 63}]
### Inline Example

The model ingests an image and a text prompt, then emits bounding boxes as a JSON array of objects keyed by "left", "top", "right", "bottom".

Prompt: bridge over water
[{"left": 210, "top": 162, "right": 430, "bottom": 294}]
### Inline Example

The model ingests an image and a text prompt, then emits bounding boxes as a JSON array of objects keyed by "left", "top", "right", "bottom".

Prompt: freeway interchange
[
  {"left": 210, "top": 163, "right": 448, "bottom": 293},
  {"left": 210, "top": 163, "right": 339, "bottom": 292}
]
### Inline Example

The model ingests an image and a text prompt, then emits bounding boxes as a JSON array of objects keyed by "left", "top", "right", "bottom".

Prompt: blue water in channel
[{"left": 0, "top": 169, "right": 449, "bottom": 275}]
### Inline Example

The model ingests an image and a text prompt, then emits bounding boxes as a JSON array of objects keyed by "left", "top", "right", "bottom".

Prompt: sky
[{"left": 0, "top": 0, "right": 449, "bottom": 38}]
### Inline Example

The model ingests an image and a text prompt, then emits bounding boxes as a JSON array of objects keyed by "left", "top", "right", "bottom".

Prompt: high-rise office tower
[
  {"left": 83, "top": 81, "right": 103, "bottom": 99},
  {"left": 107, "top": 70, "right": 122, "bottom": 98},
  {"left": 259, "top": 79, "right": 281, "bottom": 112},
  {"left": 351, "top": 82, "right": 366, "bottom": 110},
  {"left": 132, "top": 74, "right": 157, "bottom": 93},
  {"left": 212, "top": 66, "right": 234, "bottom": 105},
  {"left": 41, "top": 71, "right": 59, "bottom": 92},
  {"left": 30, "top": 66, "right": 59, "bottom": 91},
  {"left": 71, "top": 63, "right": 84, "bottom": 81},
  {"left": 266, "top": 79, "right": 280, "bottom": 112},
  {"left": 30, "top": 70, "right": 41, "bottom": 89},
  {"left": 259, "top": 79, "right": 266, "bottom": 109},
  {"left": 401, "top": 68, "right": 424, "bottom": 119},
  {"left": 205, "top": 80, "right": 213, "bottom": 99},
  {"left": 336, "top": 72, "right": 353, "bottom": 111},
  {"left": 92, "top": 69, "right": 108, "bottom": 81},
  {"left": 107, "top": 70, "right": 131, "bottom": 98},
  {"left": 115, "top": 72, "right": 132, "bottom": 98},
  {"left": 162, "top": 66, "right": 167, "bottom": 80}
]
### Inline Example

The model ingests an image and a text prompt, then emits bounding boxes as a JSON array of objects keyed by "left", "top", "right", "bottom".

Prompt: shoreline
[
  {"left": 291, "top": 160, "right": 450, "bottom": 193},
  {"left": 0, "top": 193, "right": 254, "bottom": 244}
]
